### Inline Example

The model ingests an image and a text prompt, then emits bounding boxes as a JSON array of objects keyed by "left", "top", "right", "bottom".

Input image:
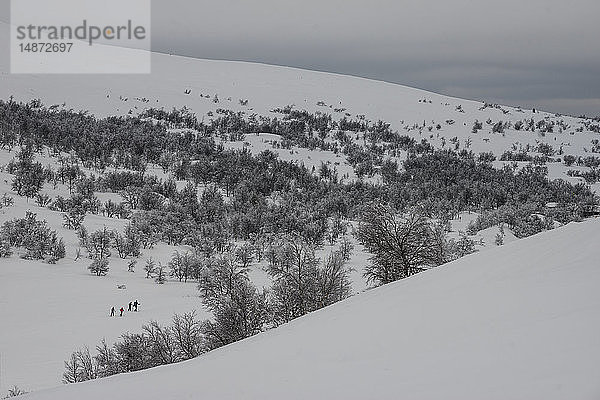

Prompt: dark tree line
[{"left": 1, "top": 98, "right": 595, "bottom": 253}]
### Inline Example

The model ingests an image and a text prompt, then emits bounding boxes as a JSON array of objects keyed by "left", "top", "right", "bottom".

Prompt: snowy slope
[
  {"left": 22, "top": 219, "right": 600, "bottom": 400},
  {"left": 1, "top": 22, "right": 598, "bottom": 162},
  {"left": 2, "top": 20, "right": 600, "bottom": 398},
  {"left": 3, "top": 20, "right": 600, "bottom": 193},
  {"left": 0, "top": 153, "right": 210, "bottom": 391}
]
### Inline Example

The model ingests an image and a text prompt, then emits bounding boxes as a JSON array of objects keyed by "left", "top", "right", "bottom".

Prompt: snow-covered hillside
[
  {"left": 21, "top": 218, "right": 600, "bottom": 400},
  {"left": 0, "top": 151, "right": 209, "bottom": 391},
  {"left": 1, "top": 20, "right": 599, "bottom": 399},
  {"left": 1, "top": 21, "right": 598, "bottom": 162},
  {"left": 3, "top": 20, "right": 600, "bottom": 192}
]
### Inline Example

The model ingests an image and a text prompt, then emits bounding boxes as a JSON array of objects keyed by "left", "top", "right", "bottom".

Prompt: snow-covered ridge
[
  {"left": 22, "top": 218, "right": 600, "bottom": 400},
  {"left": 2, "top": 19, "right": 598, "bottom": 163}
]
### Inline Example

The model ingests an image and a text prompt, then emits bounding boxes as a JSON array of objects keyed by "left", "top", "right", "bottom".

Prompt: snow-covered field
[
  {"left": 0, "top": 145, "right": 365, "bottom": 392},
  {"left": 20, "top": 218, "right": 600, "bottom": 400},
  {"left": 0, "top": 152, "right": 515, "bottom": 393},
  {"left": 0, "top": 148, "right": 209, "bottom": 390}
]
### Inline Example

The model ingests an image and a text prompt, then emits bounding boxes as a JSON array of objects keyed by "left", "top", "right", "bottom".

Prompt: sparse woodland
[{"left": 0, "top": 97, "right": 597, "bottom": 389}]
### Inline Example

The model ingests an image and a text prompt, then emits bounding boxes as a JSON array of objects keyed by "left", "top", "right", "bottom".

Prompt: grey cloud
[
  {"left": 147, "top": 0, "right": 600, "bottom": 115},
  {"left": 2, "top": 0, "right": 599, "bottom": 116}
]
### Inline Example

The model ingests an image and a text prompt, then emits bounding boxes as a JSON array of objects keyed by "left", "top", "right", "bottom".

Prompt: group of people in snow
[{"left": 110, "top": 300, "right": 140, "bottom": 317}]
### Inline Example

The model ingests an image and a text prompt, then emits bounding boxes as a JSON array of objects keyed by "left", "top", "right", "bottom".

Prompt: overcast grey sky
[
  {"left": 3, "top": 0, "right": 600, "bottom": 116},
  {"left": 148, "top": 0, "right": 600, "bottom": 117}
]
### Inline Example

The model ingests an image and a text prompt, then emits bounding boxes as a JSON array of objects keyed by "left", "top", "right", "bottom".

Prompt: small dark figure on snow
[
  {"left": 133, "top": 300, "right": 139, "bottom": 312},
  {"left": 128, "top": 302, "right": 132, "bottom": 312},
  {"left": 120, "top": 307, "right": 124, "bottom": 317},
  {"left": 110, "top": 306, "right": 115, "bottom": 317}
]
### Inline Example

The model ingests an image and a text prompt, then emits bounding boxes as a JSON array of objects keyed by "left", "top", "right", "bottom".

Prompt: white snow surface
[{"left": 22, "top": 218, "right": 600, "bottom": 400}]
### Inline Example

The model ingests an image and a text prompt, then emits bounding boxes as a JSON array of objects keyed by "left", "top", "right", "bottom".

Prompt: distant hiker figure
[
  {"left": 110, "top": 307, "right": 115, "bottom": 317},
  {"left": 133, "top": 300, "right": 139, "bottom": 312},
  {"left": 120, "top": 307, "right": 124, "bottom": 317},
  {"left": 128, "top": 302, "right": 132, "bottom": 312}
]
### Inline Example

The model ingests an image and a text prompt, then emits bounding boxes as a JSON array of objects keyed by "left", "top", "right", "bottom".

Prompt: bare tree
[
  {"left": 316, "top": 250, "right": 352, "bottom": 308},
  {"left": 62, "top": 352, "right": 81, "bottom": 384},
  {"left": 202, "top": 279, "right": 268, "bottom": 349},
  {"left": 356, "top": 204, "right": 442, "bottom": 286},
  {"left": 267, "top": 234, "right": 319, "bottom": 324},
  {"left": 62, "top": 347, "right": 97, "bottom": 383},
  {"left": 143, "top": 321, "right": 178, "bottom": 364},
  {"left": 155, "top": 263, "right": 167, "bottom": 284},
  {"left": 172, "top": 311, "right": 205, "bottom": 359},
  {"left": 3, "top": 385, "right": 28, "bottom": 398},
  {"left": 144, "top": 257, "right": 156, "bottom": 278},
  {"left": 88, "top": 257, "right": 109, "bottom": 276}
]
